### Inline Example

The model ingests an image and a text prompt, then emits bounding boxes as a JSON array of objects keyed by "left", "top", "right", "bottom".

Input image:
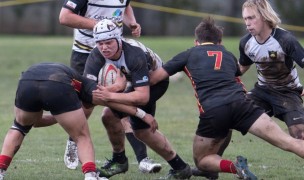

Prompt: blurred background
[{"left": 0, "top": 0, "right": 304, "bottom": 37}]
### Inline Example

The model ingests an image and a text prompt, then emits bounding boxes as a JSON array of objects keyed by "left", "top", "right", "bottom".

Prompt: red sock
[
  {"left": 82, "top": 162, "right": 96, "bottom": 174},
  {"left": 0, "top": 155, "right": 12, "bottom": 170},
  {"left": 219, "top": 159, "right": 237, "bottom": 174}
]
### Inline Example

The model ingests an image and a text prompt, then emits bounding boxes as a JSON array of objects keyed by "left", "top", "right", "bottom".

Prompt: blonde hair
[{"left": 243, "top": 0, "right": 281, "bottom": 28}]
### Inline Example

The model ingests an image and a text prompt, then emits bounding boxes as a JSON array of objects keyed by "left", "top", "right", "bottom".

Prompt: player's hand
[
  {"left": 130, "top": 23, "right": 141, "bottom": 38},
  {"left": 142, "top": 113, "right": 158, "bottom": 133},
  {"left": 93, "top": 84, "right": 112, "bottom": 102}
]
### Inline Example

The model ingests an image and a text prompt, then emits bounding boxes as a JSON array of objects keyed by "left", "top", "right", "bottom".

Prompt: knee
[
  {"left": 101, "top": 108, "right": 115, "bottom": 126},
  {"left": 288, "top": 125, "right": 304, "bottom": 139},
  {"left": 133, "top": 130, "right": 144, "bottom": 140},
  {"left": 193, "top": 156, "right": 210, "bottom": 171},
  {"left": 11, "top": 119, "right": 33, "bottom": 136}
]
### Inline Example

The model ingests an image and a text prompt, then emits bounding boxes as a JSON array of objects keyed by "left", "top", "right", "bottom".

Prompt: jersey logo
[
  {"left": 66, "top": 0, "right": 76, "bottom": 9},
  {"left": 136, "top": 76, "right": 149, "bottom": 84},
  {"left": 248, "top": 52, "right": 255, "bottom": 58},
  {"left": 71, "top": 79, "right": 82, "bottom": 92},
  {"left": 268, "top": 51, "right": 277, "bottom": 60},
  {"left": 113, "top": 9, "right": 123, "bottom": 18},
  {"left": 120, "top": 0, "right": 124, "bottom": 3}
]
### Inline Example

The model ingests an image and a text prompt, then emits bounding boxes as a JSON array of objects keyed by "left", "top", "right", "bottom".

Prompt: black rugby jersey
[
  {"left": 239, "top": 28, "right": 304, "bottom": 89},
  {"left": 20, "top": 62, "right": 96, "bottom": 104},
  {"left": 163, "top": 44, "right": 246, "bottom": 113},
  {"left": 84, "top": 41, "right": 150, "bottom": 88}
]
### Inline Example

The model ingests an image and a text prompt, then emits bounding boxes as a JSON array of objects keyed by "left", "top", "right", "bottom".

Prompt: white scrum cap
[{"left": 93, "top": 19, "right": 121, "bottom": 43}]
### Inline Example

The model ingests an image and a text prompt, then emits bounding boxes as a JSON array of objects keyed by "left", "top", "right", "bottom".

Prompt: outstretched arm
[
  {"left": 123, "top": 5, "right": 141, "bottom": 37},
  {"left": 59, "top": 7, "right": 97, "bottom": 29},
  {"left": 149, "top": 67, "right": 170, "bottom": 86},
  {"left": 92, "top": 94, "right": 158, "bottom": 133}
]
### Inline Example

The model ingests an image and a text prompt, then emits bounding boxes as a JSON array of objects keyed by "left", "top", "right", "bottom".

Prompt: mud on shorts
[
  {"left": 247, "top": 83, "right": 304, "bottom": 127},
  {"left": 196, "top": 98, "right": 265, "bottom": 138},
  {"left": 15, "top": 80, "right": 82, "bottom": 115}
]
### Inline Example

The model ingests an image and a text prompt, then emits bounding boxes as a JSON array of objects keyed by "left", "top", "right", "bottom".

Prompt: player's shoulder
[
  {"left": 122, "top": 41, "right": 145, "bottom": 55},
  {"left": 89, "top": 47, "right": 104, "bottom": 60},
  {"left": 273, "top": 27, "right": 297, "bottom": 43},
  {"left": 239, "top": 33, "right": 252, "bottom": 46}
]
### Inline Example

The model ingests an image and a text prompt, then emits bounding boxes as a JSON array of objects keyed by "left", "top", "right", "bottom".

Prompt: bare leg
[
  {"left": 33, "top": 104, "right": 94, "bottom": 128},
  {"left": 249, "top": 113, "right": 304, "bottom": 158},
  {"left": 55, "top": 108, "right": 95, "bottom": 165},
  {"left": 122, "top": 117, "right": 149, "bottom": 164},
  {"left": 101, "top": 107, "right": 125, "bottom": 153},
  {"left": 33, "top": 113, "right": 57, "bottom": 127},
  {"left": 193, "top": 135, "right": 226, "bottom": 172},
  {"left": 1, "top": 107, "right": 42, "bottom": 157},
  {"left": 121, "top": 117, "right": 132, "bottom": 133},
  {"left": 134, "top": 129, "right": 176, "bottom": 161}
]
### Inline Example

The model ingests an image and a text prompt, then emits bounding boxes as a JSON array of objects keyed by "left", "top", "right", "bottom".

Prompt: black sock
[
  {"left": 167, "top": 154, "right": 187, "bottom": 170},
  {"left": 126, "top": 132, "right": 147, "bottom": 163},
  {"left": 112, "top": 150, "right": 127, "bottom": 164}
]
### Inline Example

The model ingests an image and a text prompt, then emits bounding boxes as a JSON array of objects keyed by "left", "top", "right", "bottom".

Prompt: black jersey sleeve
[
  {"left": 239, "top": 34, "right": 254, "bottom": 66},
  {"left": 278, "top": 31, "right": 304, "bottom": 68},
  {"left": 79, "top": 76, "right": 97, "bottom": 105},
  {"left": 163, "top": 50, "right": 189, "bottom": 76},
  {"left": 83, "top": 47, "right": 106, "bottom": 82},
  {"left": 123, "top": 43, "right": 150, "bottom": 87},
  {"left": 62, "top": 0, "right": 87, "bottom": 14}
]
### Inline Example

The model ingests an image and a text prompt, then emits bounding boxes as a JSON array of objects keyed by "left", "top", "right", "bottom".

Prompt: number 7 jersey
[{"left": 163, "top": 43, "right": 246, "bottom": 113}]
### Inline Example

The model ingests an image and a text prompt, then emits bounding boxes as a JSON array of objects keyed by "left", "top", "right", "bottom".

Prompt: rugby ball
[{"left": 98, "top": 63, "right": 118, "bottom": 87}]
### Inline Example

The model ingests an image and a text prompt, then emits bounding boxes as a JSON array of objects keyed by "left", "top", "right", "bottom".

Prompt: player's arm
[
  {"left": 94, "top": 84, "right": 149, "bottom": 106},
  {"left": 59, "top": 7, "right": 97, "bottom": 29},
  {"left": 149, "top": 67, "right": 170, "bottom": 86},
  {"left": 239, "top": 64, "right": 251, "bottom": 75},
  {"left": 92, "top": 93, "right": 157, "bottom": 132},
  {"left": 123, "top": 5, "right": 141, "bottom": 37}
]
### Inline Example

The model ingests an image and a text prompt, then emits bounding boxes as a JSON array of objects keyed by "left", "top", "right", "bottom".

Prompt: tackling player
[
  {"left": 149, "top": 16, "right": 304, "bottom": 179},
  {"left": 0, "top": 62, "right": 157, "bottom": 180}
]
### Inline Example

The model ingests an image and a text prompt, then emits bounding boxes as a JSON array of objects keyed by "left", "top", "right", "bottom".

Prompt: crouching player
[{"left": 0, "top": 62, "right": 156, "bottom": 180}]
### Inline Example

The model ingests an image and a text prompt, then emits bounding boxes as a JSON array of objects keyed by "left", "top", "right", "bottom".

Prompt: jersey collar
[{"left": 200, "top": 42, "right": 214, "bottom": 45}]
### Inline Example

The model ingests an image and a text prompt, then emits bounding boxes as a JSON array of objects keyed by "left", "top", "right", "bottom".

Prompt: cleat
[
  {"left": 0, "top": 169, "right": 5, "bottom": 180},
  {"left": 235, "top": 156, "right": 257, "bottom": 180},
  {"left": 139, "top": 157, "right": 162, "bottom": 173},
  {"left": 191, "top": 167, "right": 219, "bottom": 179},
  {"left": 157, "top": 164, "right": 192, "bottom": 179},
  {"left": 64, "top": 139, "right": 79, "bottom": 170},
  {"left": 84, "top": 171, "right": 109, "bottom": 180},
  {"left": 97, "top": 158, "right": 128, "bottom": 178}
]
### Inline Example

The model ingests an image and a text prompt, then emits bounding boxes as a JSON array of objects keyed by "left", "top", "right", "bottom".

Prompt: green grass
[{"left": 0, "top": 35, "right": 304, "bottom": 179}]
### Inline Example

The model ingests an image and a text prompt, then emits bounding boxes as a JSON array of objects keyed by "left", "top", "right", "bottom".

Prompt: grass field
[{"left": 1, "top": 35, "right": 304, "bottom": 180}]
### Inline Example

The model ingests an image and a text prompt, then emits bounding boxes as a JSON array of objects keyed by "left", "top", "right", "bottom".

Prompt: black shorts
[
  {"left": 70, "top": 50, "right": 89, "bottom": 75},
  {"left": 112, "top": 79, "right": 169, "bottom": 130},
  {"left": 15, "top": 80, "right": 82, "bottom": 115},
  {"left": 248, "top": 83, "right": 304, "bottom": 126},
  {"left": 196, "top": 98, "right": 264, "bottom": 138}
]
